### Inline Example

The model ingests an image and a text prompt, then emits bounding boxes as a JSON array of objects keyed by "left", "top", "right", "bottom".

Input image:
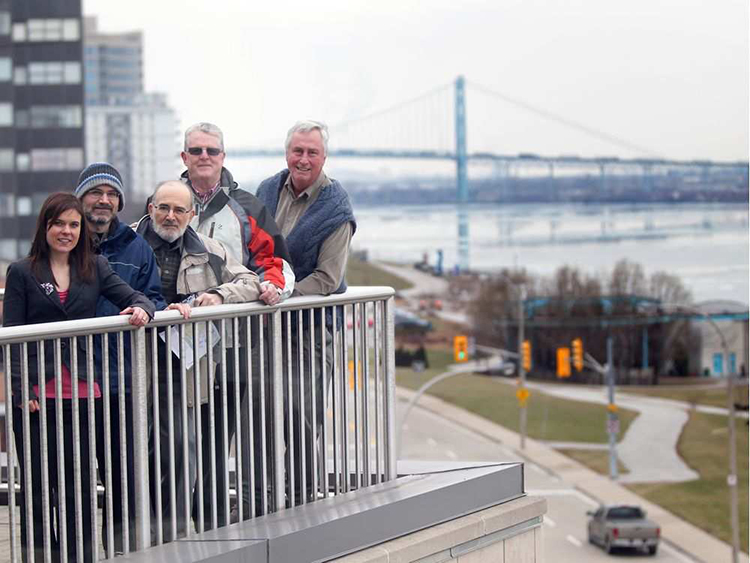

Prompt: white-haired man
[{"left": 256, "top": 120, "right": 356, "bottom": 507}]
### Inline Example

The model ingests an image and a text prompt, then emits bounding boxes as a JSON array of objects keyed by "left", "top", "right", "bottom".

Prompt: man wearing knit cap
[{"left": 75, "top": 162, "right": 166, "bottom": 554}]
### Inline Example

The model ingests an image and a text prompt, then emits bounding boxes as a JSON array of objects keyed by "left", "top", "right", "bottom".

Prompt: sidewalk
[{"left": 397, "top": 385, "right": 749, "bottom": 563}]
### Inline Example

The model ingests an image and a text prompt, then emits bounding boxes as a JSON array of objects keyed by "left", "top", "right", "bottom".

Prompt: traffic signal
[
  {"left": 572, "top": 338, "right": 584, "bottom": 372},
  {"left": 454, "top": 335, "right": 469, "bottom": 362},
  {"left": 557, "top": 347, "right": 571, "bottom": 378},
  {"left": 521, "top": 340, "right": 531, "bottom": 372}
]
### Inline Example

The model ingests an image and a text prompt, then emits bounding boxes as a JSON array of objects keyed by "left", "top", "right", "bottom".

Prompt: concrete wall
[{"left": 333, "top": 496, "right": 546, "bottom": 563}]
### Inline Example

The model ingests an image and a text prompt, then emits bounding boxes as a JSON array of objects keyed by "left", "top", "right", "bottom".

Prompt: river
[{"left": 351, "top": 202, "right": 749, "bottom": 305}]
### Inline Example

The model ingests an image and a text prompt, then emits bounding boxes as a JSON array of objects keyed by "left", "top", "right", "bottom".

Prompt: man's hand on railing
[
  {"left": 259, "top": 283, "right": 281, "bottom": 306},
  {"left": 120, "top": 306, "right": 151, "bottom": 326},
  {"left": 20, "top": 399, "right": 40, "bottom": 412},
  {"left": 167, "top": 302, "right": 192, "bottom": 319},
  {"left": 194, "top": 292, "right": 224, "bottom": 307}
]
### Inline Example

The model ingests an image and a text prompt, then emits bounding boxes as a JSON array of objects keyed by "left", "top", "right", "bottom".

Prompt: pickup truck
[{"left": 587, "top": 504, "right": 660, "bottom": 555}]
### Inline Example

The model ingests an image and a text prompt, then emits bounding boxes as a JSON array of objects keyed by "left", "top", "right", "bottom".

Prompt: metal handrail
[{"left": 0, "top": 287, "right": 397, "bottom": 561}]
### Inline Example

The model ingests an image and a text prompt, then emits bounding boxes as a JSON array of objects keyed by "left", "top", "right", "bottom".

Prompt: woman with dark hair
[{"left": 3, "top": 192, "right": 155, "bottom": 563}]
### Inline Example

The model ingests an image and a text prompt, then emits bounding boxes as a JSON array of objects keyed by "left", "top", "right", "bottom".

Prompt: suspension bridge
[{"left": 228, "top": 76, "right": 749, "bottom": 271}]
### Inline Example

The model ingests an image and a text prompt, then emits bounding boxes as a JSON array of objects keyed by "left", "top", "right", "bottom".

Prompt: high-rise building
[
  {"left": 0, "top": 0, "right": 85, "bottom": 261},
  {"left": 83, "top": 16, "right": 142, "bottom": 106},
  {"left": 83, "top": 16, "right": 179, "bottom": 212},
  {"left": 86, "top": 93, "right": 179, "bottom": 208}
]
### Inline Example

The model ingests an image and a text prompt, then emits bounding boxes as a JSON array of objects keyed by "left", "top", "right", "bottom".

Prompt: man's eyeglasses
[
  {"left": 155, "top": 204, "right": 190, "bottom": 217},
  {"left": 187, "top": 147, "right": 222, "bottom": 157},
  {"left": 87, "top": 188, "right": 120, "bottom": 200}
]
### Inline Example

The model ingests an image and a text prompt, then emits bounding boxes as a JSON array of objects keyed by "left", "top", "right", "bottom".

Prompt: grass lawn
[
  {"left": 624, "top": 381, "right": 749, "bottom": 410},
  {"left": 398, "top": 347, "right": 638, "bottom": 444},
  {"left": 558, "top": 449, "right": 629, "bottom": 475},
  {"left": 346, "top": 256, "right": 413, "bottom": 291},
  {"left": 628, "top": 412, "right": 749, "bottom": 552}
]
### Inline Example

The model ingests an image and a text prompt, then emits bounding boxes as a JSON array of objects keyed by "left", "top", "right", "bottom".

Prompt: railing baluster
[
  {"left": 220, "top": 318, "right": 230, "bottom": 527},
  {"left": 258, "top": 315, "right": 268, "bottom": 516},
  {"left": 117, "top": 332, "right": 129, "bottom": 554},
  {"left": 150, "top": 327, "right": 162, "bottom": 546},
  {"left": 195, "top": 321, "right": 205, "bottom": 534},
  {"left": 37, "top": 342, "right": 52, "bottom": 563},
  {"left": 341, "top": 305, "right": 350, "bottom": 493},
  {"left": 233, "top": 317, "right": 243, "bottom": 523},
  {"left": 384, "top": 297, "right": 397, "bottom": 480},
  {"left": 309, "top": 308, "right": 318, "bottom": 502},
  {"left": 271, "top": 309, "right": 285, "bottom": 512},
  {"left": 361, "top": 302, "right": 371, "bottom": 487},
  {"left": 131, "top": 326, "right": 150, "bottom": 550},
  {"left": 102, "top": 332, "right": 115, "bottom": 556},
  {"left": 4, "top": 344, "right": 18, "bottom": 563},
  {"left": 331, "top": 307, "right": 340, "bottom": 495},
  {"left": 373, "top": 301, "right": 382, "bottom": 485},
  {"left": 53, "top": 339, "right": 67, "bottom": 563},
  {"left": 85, "top": 335, "right": 98, "bottom": 562},
  {"left": 297, "top": 310, "right": 306, "bottom": 504}
]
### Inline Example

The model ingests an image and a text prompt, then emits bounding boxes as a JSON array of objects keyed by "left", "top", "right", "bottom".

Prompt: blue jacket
[{"left": 95, "top": 218, "right": 166, "bottom": 394}]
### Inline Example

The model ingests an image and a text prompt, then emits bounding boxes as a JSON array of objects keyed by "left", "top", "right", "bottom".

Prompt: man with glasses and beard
[
  {"left": 74, "top": 162, "right": 165, "bottom": 554},
  {"left": 135, "top": 180, "right": 264, "bottom": 541}
]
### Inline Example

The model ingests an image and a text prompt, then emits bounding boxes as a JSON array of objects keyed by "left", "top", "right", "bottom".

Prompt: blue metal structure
[{"left": 455, "top": 76, "right": 470, "bottom": 271}]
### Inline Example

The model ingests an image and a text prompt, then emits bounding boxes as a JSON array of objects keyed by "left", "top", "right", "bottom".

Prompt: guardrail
[{"left": 0, "top": 287, "right": 397, "bottom": 562}]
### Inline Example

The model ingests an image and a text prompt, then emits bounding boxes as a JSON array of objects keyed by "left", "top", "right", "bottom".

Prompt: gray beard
[{"left": 152, "top": 220, "right": 186, "bottom": 243}]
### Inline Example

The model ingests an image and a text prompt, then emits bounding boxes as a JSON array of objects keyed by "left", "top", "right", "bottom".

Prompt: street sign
[
  {"left": 606, "top": 418, "right": 620, "bottom": 435},
  {"left": 516, "top": 387, "right": 530, "bottom": 406}
]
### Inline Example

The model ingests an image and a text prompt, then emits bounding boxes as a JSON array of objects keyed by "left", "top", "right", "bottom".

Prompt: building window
[
  {"left": 0, "top": 103, "right": 12, "bottom": 126},
  {"left": 16, "top": 153, "right": 29, "bottom": 171},
  {"left": 27, "top": 105, "right": 82, "bottom": 128},
  {"left": 0, "top": 239, "right": 16, "bottom": 260},
  {"left": 28, "top": 62, "right": 81, "bottom": 85},
  {"left": 0, "top": 194, "right": 14, "bottom": 217},
  {"left": 30, "top": 148, "right": 83, "bottom": 171},
  {"left": 0, "top": 148, "right": 13, "bottom": 170},
  {"left": 62, "top": 19, "right": 80, "bottom": 41},
  {"left": 12, "top": 22, "right": 26, "bottom": 42},
  {"left": 13, "top": 66, "right": 26, "bottom": 85},
  {"left": 17, "top": 196, "right": 31, "bottom": 216},
  {"left": 0, "top": 13, "right": 10, "bottom": 36},
  {"left": 0, "top": 58, "right": 10, "bottom": 82},
  {"left": 11, "top": 19, "right": 80, "bottom": 42}
]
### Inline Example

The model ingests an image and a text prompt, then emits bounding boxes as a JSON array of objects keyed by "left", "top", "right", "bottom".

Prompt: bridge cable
[{"left": 466, "top": 80, "right": 663, "bottom": 158}]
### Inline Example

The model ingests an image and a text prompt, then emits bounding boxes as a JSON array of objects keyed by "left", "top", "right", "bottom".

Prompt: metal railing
[{"left": 0, "top": 287, "right": 397, "bottom": 562}]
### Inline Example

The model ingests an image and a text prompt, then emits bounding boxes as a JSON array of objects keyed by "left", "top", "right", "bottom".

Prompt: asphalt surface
[{"left": 398, "top": 395, "right": 698, "bottom": 562}]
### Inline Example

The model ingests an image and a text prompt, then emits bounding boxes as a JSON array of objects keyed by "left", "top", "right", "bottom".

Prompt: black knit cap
[{"left": 74, "top": 162, "right": 125, "bottom": 211}]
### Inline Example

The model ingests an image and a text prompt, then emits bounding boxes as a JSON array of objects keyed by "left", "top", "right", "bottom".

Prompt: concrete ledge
[
  {"left": 397, "top": 386, "right": 748, "bottom": 563},
  {"left": 118, "top": 462, "right": 529, "bottom": 563},
  {"left": 333, "top": 497, "right": 546, "bottom": 562}
]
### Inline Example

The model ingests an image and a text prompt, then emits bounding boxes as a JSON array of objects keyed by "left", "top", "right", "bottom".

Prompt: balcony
[{"left": 0, "top": 287, "right": 538, "bottom": 562}]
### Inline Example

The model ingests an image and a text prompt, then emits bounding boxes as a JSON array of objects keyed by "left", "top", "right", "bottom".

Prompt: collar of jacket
[
  {"left": 96, "top": 217, "right": 138, "bottom": 254},
  {"left": 181, "top": 167, "right": 241, "bottom": 222},
  {"left": 134, "top": 215, "right": 209, "bottom": 257}
]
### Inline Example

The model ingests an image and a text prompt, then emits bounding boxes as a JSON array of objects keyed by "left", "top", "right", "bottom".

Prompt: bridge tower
[{"left": 455, "top": 75, "right": 470, "bottom": 271}]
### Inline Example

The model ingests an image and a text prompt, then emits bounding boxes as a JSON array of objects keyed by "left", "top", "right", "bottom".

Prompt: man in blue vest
[
  {"left": 75, "top": 162, "right": 166, "bottom": 553},
  {"left": 256, "top": 120, "right": 356, "bottom": 507}
]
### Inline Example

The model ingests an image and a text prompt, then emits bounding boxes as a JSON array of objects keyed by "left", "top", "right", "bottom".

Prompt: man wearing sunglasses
[
  {"left": 179, "top": 122, "right": 295, "bottom": 529},
  {"left": 74, "top": 162, "right": 166, "bottom": 554}
]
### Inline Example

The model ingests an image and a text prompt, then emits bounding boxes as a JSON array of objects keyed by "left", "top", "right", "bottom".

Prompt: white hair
[
  {"left": 285, "top": 120, "right": 329, "bottom": 156},
  {"left": 184, "top": 122, "right": 224, "bottom": 151}
]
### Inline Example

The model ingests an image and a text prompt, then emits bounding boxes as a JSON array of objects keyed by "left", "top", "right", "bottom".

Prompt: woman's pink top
[{"left": 32, "top": 289, "right": 102, "bottom": 399}]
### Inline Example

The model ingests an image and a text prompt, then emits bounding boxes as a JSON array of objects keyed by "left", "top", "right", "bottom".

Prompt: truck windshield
[{"left": 607, "top": 507, "right": 644, "bottom": 519}]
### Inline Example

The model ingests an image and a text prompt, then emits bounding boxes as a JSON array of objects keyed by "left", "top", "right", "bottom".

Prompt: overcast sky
[{"left": 84, "top": 0, "right": 748, "bottom": 164}]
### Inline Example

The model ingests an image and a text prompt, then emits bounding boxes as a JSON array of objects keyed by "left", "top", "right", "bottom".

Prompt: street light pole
[
  {"left": 662, "top": 304, "right": 740, "bottom": 562},
  {"left": 518, "top": 286, "right": 527, "bottom": 450}
]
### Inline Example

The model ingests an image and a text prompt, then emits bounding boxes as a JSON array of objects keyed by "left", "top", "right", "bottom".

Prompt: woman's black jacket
[{"left": 3, "top": 255, "right": 156, "bottom": 403}]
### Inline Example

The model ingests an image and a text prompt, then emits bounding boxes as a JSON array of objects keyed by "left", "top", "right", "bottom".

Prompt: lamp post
[
  {"left": 663, "top": 304, "right": 740, "bottom": 562},
  {"left": 517, "top": 285, "right": 528, "bottom": 450}
]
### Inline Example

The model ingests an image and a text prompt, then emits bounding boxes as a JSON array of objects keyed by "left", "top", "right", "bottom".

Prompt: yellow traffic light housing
[
  {"left": 521, "top": 340, "right": 531, "bottom": 372},
  {"left": 454, "top": 335, "right": 469, "bottom": 362},
  {"left": 572, "top": 338, "right": 584, "bottom": 372},
  {"left": 557, "top": 347, "right": 571, "bottom": 378}
]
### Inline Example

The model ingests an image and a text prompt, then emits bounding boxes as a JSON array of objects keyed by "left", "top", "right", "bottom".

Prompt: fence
[{"left": 0, "top": 287, "right": 397, "bottom": 562}]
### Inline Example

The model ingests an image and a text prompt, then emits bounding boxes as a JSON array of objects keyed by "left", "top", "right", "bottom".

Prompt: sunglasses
[{"left": 187, "top": 147, "right": 222, "bottom": 156}]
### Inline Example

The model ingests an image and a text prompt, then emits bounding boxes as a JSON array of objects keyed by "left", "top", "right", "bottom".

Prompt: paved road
[{"left": 398, "top": 396, "right": 698, "bottom": 563}]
